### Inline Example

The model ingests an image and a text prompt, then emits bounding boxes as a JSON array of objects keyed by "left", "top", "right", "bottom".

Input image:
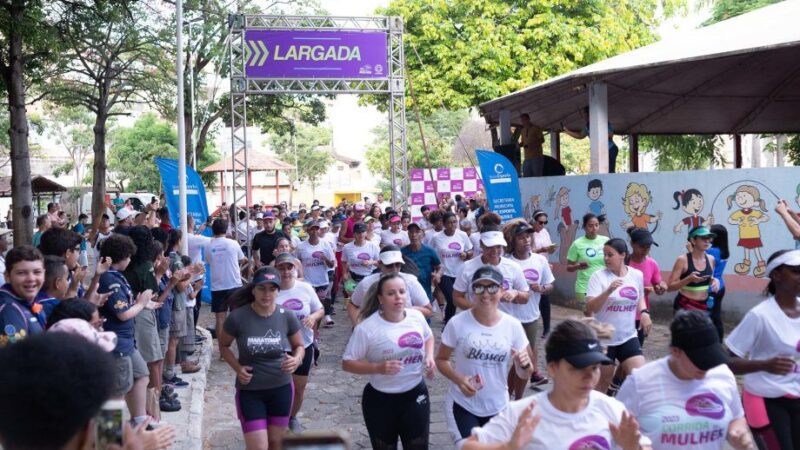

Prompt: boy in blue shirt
[{"left": 0, "top": 246, "right": 45, "bottom": 346}]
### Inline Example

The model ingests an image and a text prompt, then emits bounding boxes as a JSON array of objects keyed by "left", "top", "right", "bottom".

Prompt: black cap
[
  {"left": 252, "top": 267, "right": 281, "bottom": 288},
  {"left": 629, "top": 228, "right": 658, "bottom": 247},
  {"left": 274, "top": 252, "right": 297, "bottom": 268},
  {"left": 546, "top": 339, "right": 613, "bottom": 368},
  {"left": 407, "top": 222, "right": 422, "bottom": 231},
  {"left": 471, "top": 265, "right": 503, "bottom": 286},
  {"left": 514, "top": 221, "right": 534, "bottom": 235},
  {"left": 353, "top": 223, "right": 367, "bottom": 233},
  {"left": 671, "top": 321, "right": 728, "bottom": 371}
]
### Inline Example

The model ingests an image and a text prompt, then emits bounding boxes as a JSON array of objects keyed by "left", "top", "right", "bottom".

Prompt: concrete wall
[{"left": 520, "top": 167, "right": 798, "bottom": 321}]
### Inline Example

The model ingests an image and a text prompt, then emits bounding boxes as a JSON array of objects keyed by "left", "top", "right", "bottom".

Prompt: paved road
[{"left": 199, "top": 298, "right": 684, "bottom": 450}]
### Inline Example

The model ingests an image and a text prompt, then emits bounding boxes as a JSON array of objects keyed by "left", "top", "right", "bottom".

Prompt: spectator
[
  {"left": 38, "top": 255, "right": 70, "bottom": 321},
  {"left": 32, "top": 214, "right": 51, "bottom": 247},
  {"left": 0, "top": 229, "right": 10, "bottom": 285},
  {"left": 206, "top": 219, "right": 247, "bottom": 340},
  {"left": 0, "top": 245, "right": 45, "bottom": 345}
]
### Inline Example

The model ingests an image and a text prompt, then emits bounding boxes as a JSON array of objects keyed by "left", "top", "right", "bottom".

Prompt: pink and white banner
[{"left": 409, "top": 167, "right": 484, "bottom": 221}]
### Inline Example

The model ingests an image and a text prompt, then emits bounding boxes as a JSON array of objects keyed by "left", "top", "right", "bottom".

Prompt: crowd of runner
[{"left": 0, "top": 192, "right": 799, "bottom": 450}]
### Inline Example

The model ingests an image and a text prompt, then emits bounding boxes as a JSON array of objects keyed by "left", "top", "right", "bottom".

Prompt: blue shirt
[
  {"left": 73, "top": 223, "right": 87, "bottom": 251},
  {"left": 37, "top": 292, "right": 60, "bottom": 324},
  {"left": 401, "top": 244, "right": 441, "bottom": 300},
  {"left": 588, "top": 200, "right": 604, "bottom": 216},
  {"left": 156, "top": 274, "right": 174, "bottom": 330},
  {"left": 0, "top": 284, "right": 45, "bottom": 347},
  {"left": 706, "top": 247, "right": 727, "bottom": 292},
  {"left": 98, "top": 270, "right": 136, "bottom": 355}
]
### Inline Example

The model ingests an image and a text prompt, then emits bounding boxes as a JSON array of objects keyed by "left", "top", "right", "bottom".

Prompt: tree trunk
[
  {"left": 6, "top": 0, "right": 33, "bottom": 245},
  {"left": 184, "top": 112, "right": 193, "bottom": 165},
  {"left": 91, "top": 110, "right": 108, "bottom": 223}
]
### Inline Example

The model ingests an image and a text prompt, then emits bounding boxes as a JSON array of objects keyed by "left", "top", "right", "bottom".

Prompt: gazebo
[
  {"left": 478, "top": 0, "right": 800, "bottom": 173},
  {"left": 202, "top": 153, "right": 296, "bottom": 205}
]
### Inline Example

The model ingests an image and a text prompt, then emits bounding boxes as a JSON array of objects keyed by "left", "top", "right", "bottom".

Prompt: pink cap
[
  {"left": 49, "top": 318, "right": 117, "bottom": 352},
  {"left": 354, "top": 202, "right": 366, "bottom": 211},
  {"left": 389, "top": 215, "right": 401, "bottom": 223}
]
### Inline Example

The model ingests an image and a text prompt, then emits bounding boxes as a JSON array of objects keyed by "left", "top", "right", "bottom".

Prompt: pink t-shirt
[{"left": 628, "top": 256, "right": 662, "bottom": 319}]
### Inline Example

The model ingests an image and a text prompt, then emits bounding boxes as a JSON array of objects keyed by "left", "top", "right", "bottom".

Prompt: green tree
[
  {"left": 269, "top": 124, "right": 334, "bottom": 197},
  {"left": 640, "top": 135, "right": 725, "bottom": 171},
  {"left": 108, "top": 114, "right": 177, "bottom": 193},
  {"left": 377, "top": 0, "right": 684, "bottom": 114},
  {"left": 702, "top": 0, "right": 783, "bottom": 25},
  {"left": 366, "top": 109, "right": 469, "bottom": 179},
  {"left": 45, "top": 105, "right": 94, "bottom": 188}
]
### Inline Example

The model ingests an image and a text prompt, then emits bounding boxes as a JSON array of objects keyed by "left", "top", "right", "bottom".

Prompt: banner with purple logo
[
  {"left": 408, "top": 167, "right": 484, "bottom": 221},
  {"left": 244, "top": 30, "right": 389, "bottom": 79}
]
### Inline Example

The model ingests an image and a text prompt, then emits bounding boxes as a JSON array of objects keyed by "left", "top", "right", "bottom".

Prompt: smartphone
[
  {"left": 468, "top": 374, "right": 484, "bottom": 391},
  {"left": 95, "top": 399, "right": 125, "bottom": 449},
  {"left": 283, "top": 431, "right": 350, "bottom": 450}
]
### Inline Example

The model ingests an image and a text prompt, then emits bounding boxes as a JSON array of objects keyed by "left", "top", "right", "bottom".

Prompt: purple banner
[{"left": 244, "top": 30, "right": 389, "bottom": 79}]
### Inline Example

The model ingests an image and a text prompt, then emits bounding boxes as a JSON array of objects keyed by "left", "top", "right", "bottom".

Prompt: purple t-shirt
[{"left": 628, "top": 256, "right": 662, "bottom": 319}]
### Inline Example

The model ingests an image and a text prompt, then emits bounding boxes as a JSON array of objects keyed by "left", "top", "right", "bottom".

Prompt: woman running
[
  {"left": 269, "top": 237, "right": 303, "bottom": 278},
  {"left": 437, "top": 266, "right": 532, "bottom": 448},
  {"left": 274, "top": 253, "right": 324, "bottom": 433},
  {"left": 627, "top": 228, "right": 666, "bottom": 346},
  {"left": 585, "top": 238, "right": 650, "bottom": 394},
  {"left": 706, "top": 224, "right": 730, "bottom": 340},
  {"left": 431, "top": 212, "right": 474, "bottom": 323},
  {"left": 219, "top": 266, "right": 304, "bottom": 450},
  {"left": 531, "top": 210, "right": 555, "bottom": 337},
  {"left": 463, "top": 319, "right": 651, "bottom": 450},
  {"left": 668, "top": 226, "right": 720, "bottom": 312},
  {"left": 341, "top": 222, "right": 380, "bottom": 299},
  {"left": 726, "top": 249, "right": 800, "bottom": 450},
  {"left": 504, "top": 219, "right": 554, "bottom": 394},
  {"left": 566, "top": 213, "right": 609, "bottom": 309},
  {"left": 617, "top": 310, "right": 754, "bottom": 450},
  {"left": 342, "top": 272, "right": 434, "bottom": 450}
]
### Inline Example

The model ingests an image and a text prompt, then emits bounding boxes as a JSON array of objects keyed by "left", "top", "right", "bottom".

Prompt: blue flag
[
  {"left": 476, "top": 150, "right": 523, "bottom": 222},
  {"left": 154, "top": 158, "right": 210, "bottom": 227}
]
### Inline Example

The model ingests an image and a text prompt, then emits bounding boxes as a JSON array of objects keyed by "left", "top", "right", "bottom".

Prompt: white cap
[
  {"left": 480, "top": 231, "right": 507, "bottom": 248},
  {"left": 255, "top": 212, "right": 264, "bottom": 219},
  {"left": 379, "top": 250, "right": 404, "bottom": 265},
  {"left": 765, "top": 249, "right": 800, "bottom": 277},
  {"left": 318, "top": 219, "right": 330, "bottom": 229},
  {"left": 116, "top": 208, "right": 139, "bottom": 221}
]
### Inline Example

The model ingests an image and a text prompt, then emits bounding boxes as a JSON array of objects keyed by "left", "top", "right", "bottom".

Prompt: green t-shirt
[{"left": 566, "top": 235, "right": 609, "bottom": 294}]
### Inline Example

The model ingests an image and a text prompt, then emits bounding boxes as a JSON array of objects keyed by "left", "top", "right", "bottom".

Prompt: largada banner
[
  {"left": 155, "top": 158, "right": 209, "bottom": 227},
  {"left": 476, "top": 150, "right": 523, "bottom": 222}
]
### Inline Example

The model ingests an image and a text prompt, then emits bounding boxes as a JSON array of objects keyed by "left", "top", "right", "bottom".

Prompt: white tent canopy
[{"left": 479, "top": 0, "right": 800, "bottom": 134}]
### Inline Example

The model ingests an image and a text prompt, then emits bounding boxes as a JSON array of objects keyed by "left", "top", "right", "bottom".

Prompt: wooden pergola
[{"left": 201, "top": 153, "right": 295, "bottom": 205}]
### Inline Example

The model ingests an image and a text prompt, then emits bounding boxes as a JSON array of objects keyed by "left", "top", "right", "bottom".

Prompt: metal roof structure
[
  {"left": 479, "top": 0, "right": 800, "bottom": 135},
  {"left": 201, "top": 153, "right": 295, "bottom": 173},
  {"left": 0, "top": 175, "right": 67, "bottom": 197}
]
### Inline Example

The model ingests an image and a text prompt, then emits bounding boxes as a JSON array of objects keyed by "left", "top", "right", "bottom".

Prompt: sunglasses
[
  {"left": 537, "top": 221, "right": 548, "bottom": 225},
  {"left": 472, "top": 284, "right": 500, "bottom": 294}
]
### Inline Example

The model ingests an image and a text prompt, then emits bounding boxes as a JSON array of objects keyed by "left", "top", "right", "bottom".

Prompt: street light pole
[{"left": 177, "top": 0, "right": 189, "bottom": 254}]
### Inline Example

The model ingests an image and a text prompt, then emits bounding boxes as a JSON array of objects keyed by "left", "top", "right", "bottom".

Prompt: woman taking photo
[
  {"left": 585, "top": 238, "right": 650, "bottom": 394},
  {"left": 566, "top": 213, "right": 609, "bottom": 309},
  {"left": 437, "top": 266, "right": 532, "bottom": 448},
  {"left": 219, "top": 266, "right": 304, "bottom": 450},
  {"left": 504, "top": 219, "right": 555, "bottom": 393},
  {"left": 531, "top": 210, "right": 556, "bottom": 337},
  {"left": 463, "top": 320, "right": 651, "bottom": 450},
  {"left": 668, "top": 226, "right": 720, "bottom": 312},
  {"left": 273, "top": 253, "right": 324, "bottom": 433},
  {"left": 342, "top": 273, "right": 434, "bottom": 450},
  {"left": 726, "top": 249, "right": 800, "bottom": 450},
  {"left": 617, "top": 310, "right": 754, "bottom": 450}
]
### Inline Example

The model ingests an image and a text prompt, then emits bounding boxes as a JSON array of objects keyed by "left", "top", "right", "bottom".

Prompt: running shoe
[
  {"left": 161, "top": 385, "right": 178, "bottom": 400},
  {"left": 180, "top": 361, "right": 201, "bottom": 374},
  {"left": 163, "top": 375, "right": 189, "bottom": 387},
  {"left": 159, "top": 397, "right": 181, "bottom": 412},
  {"left": 288, "top": 416, "right": 302, "bottom": 433},
  {"left": 530, "top": 372, "right": 549, "bottom": 388},
  {"left": 324, "top": 315, "right": 334, "bottom": 327}
]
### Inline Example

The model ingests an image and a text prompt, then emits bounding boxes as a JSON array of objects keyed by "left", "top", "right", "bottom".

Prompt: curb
[{"left": 167, "top": 327, "right": 212, "bottom": 450}]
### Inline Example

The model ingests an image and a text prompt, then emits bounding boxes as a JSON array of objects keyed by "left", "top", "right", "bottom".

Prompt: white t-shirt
[
  {"left": 380, "top": 228, "right": 410, "bottom": 248},
  {"left": 586, "top": 267, "right": 644, "bottom": 346},
  {"left": 422, "top": 228, "right": 440, "bottom": 246},
  {"left": 432, "top": 230, "right": 473, "bottom": 277},
  {"left": 372, "top": 221, "right": 383, "bottom": 234},
  {"left": 469, "top": 233, "right": 482, "bottom": 258},
  {"left": 417, "top": 217, "right": 431, "bottom": 231},
  {"left": 441, "top": 310, "right": 528, "bottom": 416},
  {"left": 342, "top": 241, "right": 380, "bottom": 277},
  {"left": 472, "top": 390, "right": 652, "bottom": 449},
  {"left": 505, "top": 253, "right": 555, "bottom": 323},
  {"left": 296, "top": 240, "right": 334, "bottom": 287},
  {"left": 350, "top": 272, "right": 431, "bottom": 309},
  {"left": 275, "top": 281, "right": 323, "bottom": 347},
  {"left": 617, "top": 357, "right": 743, "bottom": 450},
  {"left": 343, "top": 308, "right": 432, "bottom": 393},
  {"left": 205, "top": 236, "right": 244, "bottom": 291},
  {"left": 725, "top": 296, "right": 800, "bottom": 397},
  {"left": 368, "top": 232, "right": 382, "bottom": 248},
  {"left": 187, "top": 233, "right": 211, "bottom": 265},
  {"left": 94, "top": 231, "right": 113, "bottom": 260},
  {"left": 453, "top": 257, "right": 529, "bottom": 314},
  {"left": 236, "top": 219, "right": 257, "bottom": 244},
  {"left": 532, "top": 228, "right": 553, "bottom": 252},
  {"left": 324, "top": 231, "right": 341, "bottom": 253}
]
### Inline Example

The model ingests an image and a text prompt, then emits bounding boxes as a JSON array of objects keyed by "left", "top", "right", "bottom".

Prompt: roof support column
[
  {"left": 550, "top": 131, "right": 560, "bottom": 162},
  {"left": 733, "top": 134, "right": 742, "bottom": 168},
  {"left": 629, "top": 134, "right": 639, "bottom": 172},
  {"left": 588, "top": 82, "right": 609, "bottom": 174},
  {"left": 499, "top": 109, "right": 512, "bottom": 145}
]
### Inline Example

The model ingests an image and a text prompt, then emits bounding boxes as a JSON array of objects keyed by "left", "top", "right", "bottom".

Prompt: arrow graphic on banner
[{"left": 246, "top": 40, "right": 270, "bottom": 67}]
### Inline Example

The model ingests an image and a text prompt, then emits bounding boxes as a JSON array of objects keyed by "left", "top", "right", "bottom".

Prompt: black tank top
[{"left": 681, "top": 252, "right": 712, "bottom": 291}]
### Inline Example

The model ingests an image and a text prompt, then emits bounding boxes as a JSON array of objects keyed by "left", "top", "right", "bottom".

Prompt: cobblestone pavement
[{"left": 199, "top": 298, "right": 687, "bottom": 450}]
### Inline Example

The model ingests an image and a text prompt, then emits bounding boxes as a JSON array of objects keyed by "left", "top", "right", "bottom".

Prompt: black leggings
[
  {"left": 754, "top": 397, "right": 800, "bottom": 450},
  {"left": 362, "top": 381, "right": 430, "bottom": 450},
  {"left": 439, "top": 275, "right": 457, "bottom": 324},
  {"left": 452, "top": 401, "right": 493, "bottom": 440},
  {"left": 709, "top": 287, "right": 726, "bottom": 341},
  {"left": 540, "top": 294, "right": 551, "bottom": 335}
]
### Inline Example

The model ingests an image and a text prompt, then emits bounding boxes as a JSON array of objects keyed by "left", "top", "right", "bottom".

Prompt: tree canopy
[
  {"left": 269, "top": 123, "right": 334, "bottom": 195},
  {"left": 108, "top": 114, "right": 178, "bottom": 193}
]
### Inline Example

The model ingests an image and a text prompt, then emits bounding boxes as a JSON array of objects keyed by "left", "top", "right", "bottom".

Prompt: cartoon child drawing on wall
[
  {"left": 727, "top": 184, "right": 770, "bottom": 277},
  {"left": 554, "top": 186, "right": 578, "bottom": 264},
  {"left": 587, "top": 179, "right": 605, "bottom": 216},
  {"left": 620, "top": 182, "right": 662, "bottom": 232},
  {"left": 672, "top": 188, "right": 714, "bottom": 234},
  {"left": 524, "top": 194, "right": 542, "bottom": 221}
]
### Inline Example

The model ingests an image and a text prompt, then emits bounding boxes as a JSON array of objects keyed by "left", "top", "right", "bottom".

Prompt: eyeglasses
[
  {"left": 472, "top": 284, "right": 500, "bottom": 294},
  {"left": 537, "top": 221, "right": 548, "bottom": 225}
]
